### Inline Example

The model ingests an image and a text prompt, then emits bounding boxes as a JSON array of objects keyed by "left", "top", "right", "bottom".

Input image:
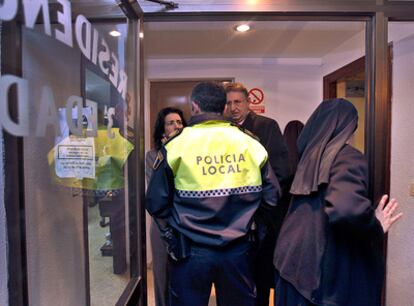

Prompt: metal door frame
[{"left": 140, "top": 1, "right": 414, "bottom": 305}]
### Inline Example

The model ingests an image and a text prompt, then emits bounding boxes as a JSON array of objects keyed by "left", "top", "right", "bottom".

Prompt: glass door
[{"left": 1, "top": 1, "right": 145, "bottom": 305}]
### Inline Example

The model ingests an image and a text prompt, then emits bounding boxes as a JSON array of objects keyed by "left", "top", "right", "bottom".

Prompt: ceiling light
[
  {"left": 235, "top": 24, "right": 251, "bottom": 32},
  {"left": 139, "top": 32, "right": 144, "bottom": 39},
  {"left": 109, "top": 30, "right": 121, "bottom": 37}
]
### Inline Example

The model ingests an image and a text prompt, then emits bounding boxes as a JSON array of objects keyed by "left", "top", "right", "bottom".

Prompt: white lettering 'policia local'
[
  {"left": 196, "top": 153, "right": 246, "bottom": 176},
  {"left": 0, "top": 0, "right": 128, "bottom": 137}
]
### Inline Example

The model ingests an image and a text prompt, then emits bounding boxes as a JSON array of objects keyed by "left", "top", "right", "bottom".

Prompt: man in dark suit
[{"left": 225, "top": 82, "right": 291, "bottom": 306}]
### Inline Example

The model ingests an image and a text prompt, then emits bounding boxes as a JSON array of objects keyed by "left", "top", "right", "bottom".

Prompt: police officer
[{"left": 146, "top": 82, "right": 280, "bottom": 306}]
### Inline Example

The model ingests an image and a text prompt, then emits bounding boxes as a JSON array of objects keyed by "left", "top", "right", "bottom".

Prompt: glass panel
[
  {"left": 83, "top": 22, "right": 135, "bottom": 306},
  {"left": 0, "top": 3, "right": 139, "bottom": 306},
  {"left": 22, "top": 21, "right": 87, "bottom": 306},
  {"left": 387, "top": 21, "right": 414, "bottom": 306}
]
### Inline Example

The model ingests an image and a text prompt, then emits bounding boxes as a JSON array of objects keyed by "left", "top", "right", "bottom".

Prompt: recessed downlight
[
  {"left": 109, "top": 30, "right": 121, "bottom": 37},
  {"left": 235, "top": 24, "right": 251, "bottom": 32}
]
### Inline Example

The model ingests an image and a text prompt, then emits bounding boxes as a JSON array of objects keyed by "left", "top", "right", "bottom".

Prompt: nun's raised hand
[{"left": 375, "top": 195, "right": 403, "bottom": 233}]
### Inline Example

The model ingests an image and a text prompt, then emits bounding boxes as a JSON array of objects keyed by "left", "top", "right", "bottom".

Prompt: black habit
[{"left": 274, "top": 99, "right": 384, "bottom": 306}]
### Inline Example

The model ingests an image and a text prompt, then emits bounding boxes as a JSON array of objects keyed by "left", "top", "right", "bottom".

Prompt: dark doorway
[{"left": 323, "top": 57, "right": 366, "bottom": 153}]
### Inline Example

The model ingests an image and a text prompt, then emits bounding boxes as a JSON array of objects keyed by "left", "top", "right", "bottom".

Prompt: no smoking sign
[{"left": 248, "top": 88, "right": 265, "bottom": 113}]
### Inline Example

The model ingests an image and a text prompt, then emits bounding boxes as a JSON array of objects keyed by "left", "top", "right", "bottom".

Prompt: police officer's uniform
[{"left": 146, "top": 113, "right": 280, "bottom": 306}]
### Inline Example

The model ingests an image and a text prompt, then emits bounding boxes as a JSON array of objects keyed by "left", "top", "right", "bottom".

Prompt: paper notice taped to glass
[
  {"left": 47, "top": 128, "right": 133, "bottom": 190},
  {"left": 55, "top": 136, "right": 96, "bottom": 179}
]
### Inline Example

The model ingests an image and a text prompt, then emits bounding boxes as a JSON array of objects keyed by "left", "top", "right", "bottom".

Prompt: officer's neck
[{"left": 197, "top": 111, "right": 222, "bottom": 116}]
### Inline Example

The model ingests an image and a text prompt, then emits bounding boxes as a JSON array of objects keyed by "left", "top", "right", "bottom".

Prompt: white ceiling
[
  {"left": 137, "top": 0, "right": 375, "bottom": 14},
  {"left": 67, "top": 2, "right": 366, "bottom": 59},
  {"left": 144, "top": 21, "right": 365, "bottom": 59}
]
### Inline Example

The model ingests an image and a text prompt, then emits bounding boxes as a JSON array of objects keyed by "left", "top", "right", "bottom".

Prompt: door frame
[
  {"left": 143, "top": 13, "right": 387, "bottom": 198},
  {"left": 2, "top": 20, "right": 27, "bottom": 306},
  {"left": 323, "top": 56, "right": 366, "bottom": 100},
  {"left": 4, "top": 1, "right": 414, "bottom": 305},
  {"left": 140, "top": 4, "right": 414, "bottom": 305}
]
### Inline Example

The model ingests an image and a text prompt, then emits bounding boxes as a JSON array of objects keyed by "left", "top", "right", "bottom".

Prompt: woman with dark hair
[
  {"left": 146, "top": 107, "right": 186, "bottom": 306},
  {"left": 273, "top": 99, "right": 402, "bottom": 306},
  {"left": 146, "top": 107, "right": 187, "bottom": 181}
]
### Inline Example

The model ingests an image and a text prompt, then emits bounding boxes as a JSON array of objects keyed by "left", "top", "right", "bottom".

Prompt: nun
[{"left": 273, "top": 98, "right": 402, "bottom": 306}]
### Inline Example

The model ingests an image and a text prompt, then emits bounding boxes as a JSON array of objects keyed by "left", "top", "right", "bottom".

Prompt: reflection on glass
[
  {"left": 22, "top": 20, "right": 134, "bottom": 305},
  {"left": 22, "top": 22, "right": 89, "bottom": 306},
  {"left": 48, "top": 25, "right": 133, "bottom": 305},
  {"left": 81, "top": 23, "right": 134, "bottom": 306}
]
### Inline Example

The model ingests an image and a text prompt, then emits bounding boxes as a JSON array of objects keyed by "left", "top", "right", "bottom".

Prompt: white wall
[
  {"left": 321, "top": 29, "right": 365, "bottom": 76},
  {"left": 321, "top": 23, "right": 414, "bottom": 76},
  {"left": 387, "top": 29, "right": 414, "bottom": 306},
  {"left": 0, "top": 22, "right": 9, "bottom": 306}
]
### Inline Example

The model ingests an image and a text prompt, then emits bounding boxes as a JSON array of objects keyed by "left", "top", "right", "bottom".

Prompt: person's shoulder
[
  {"left": 340, "top": 144, "right": 365, "bottom": 160},
  {"left": 152, "top": 149, "right": 165, "bottom": 170},
  {"left": 249, "top": 112, "right": 279, "bottom": 127},
  {"left": 335, "top": 144, "right": 367, "bottom": 174},
  {"left": 232, "top": 123, "right": 260, "bottom": 141},
  {"left": 145, "top": 149, "right": 160, "bottom": 173},
  {"left": 146, "top": 149, "right": 157, "bottom": 163}
]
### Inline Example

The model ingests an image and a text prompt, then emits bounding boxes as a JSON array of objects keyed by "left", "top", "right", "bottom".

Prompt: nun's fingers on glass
[
  {"left": 379, "top": 200, "right": 403, "bottom": 233},
  {"left": 389, "top": 212, "right": 403, "bottom": 227},
  {"left": 378, "top": 194, "right": 389, "bottom": 210},
  {"left": 384, "top": 199, "right": 398, "bottom": 216}
]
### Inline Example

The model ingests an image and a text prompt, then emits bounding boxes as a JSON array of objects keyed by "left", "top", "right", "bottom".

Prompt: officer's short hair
[
  {"left": 224, "top": 82, "right": 249, "bottom": 100},
  {"left": 191, "top": 82, "right": 226, "bottom": 114}
]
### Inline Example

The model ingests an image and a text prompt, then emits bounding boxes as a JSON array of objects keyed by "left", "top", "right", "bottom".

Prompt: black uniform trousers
[{"left": 169, "top": 237, "right": 256, "bottom": 306}]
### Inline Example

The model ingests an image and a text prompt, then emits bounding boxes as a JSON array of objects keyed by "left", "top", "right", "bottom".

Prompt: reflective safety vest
[
  {"left": 163, "top": 119, "right": 271, "bottom": 246},
  {"left": 166, "top": 120, "right": 268, "bottom": 196}
]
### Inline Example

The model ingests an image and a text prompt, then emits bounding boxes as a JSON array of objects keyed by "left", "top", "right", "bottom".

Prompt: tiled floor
[
  {"left": 88, "top": 205, "right": 130, "bottom": 306},
  {"left": 146, "top": 267, "right": 274, "bottom": 306}
]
